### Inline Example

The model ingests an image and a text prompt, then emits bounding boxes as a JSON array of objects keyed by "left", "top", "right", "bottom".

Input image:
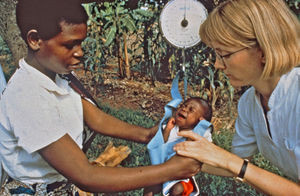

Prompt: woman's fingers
[
  {"left": 173, "top": 140, "right": 202, "bottom": 160},
  {"left": 174, "top": 143, "right": 199, "bottom": 159},
  {"left": 173, "top": 134, "right": 228, "bottom": 168},
  {"left": 177, "top": 130, "right": 204, "bottom": 141}
]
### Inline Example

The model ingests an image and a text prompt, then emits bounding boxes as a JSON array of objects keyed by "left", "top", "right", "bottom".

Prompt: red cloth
[{"left": 180, "top": 179, "right": 194, "bottom": 196}]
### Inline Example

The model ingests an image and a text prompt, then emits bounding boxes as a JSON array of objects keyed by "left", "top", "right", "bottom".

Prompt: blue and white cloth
[
  {"left": 0, "top": 64, "right": 6, "bottom": 96},
  {"left": 147, "top": 74, "right": 212, "bottom": 195}
]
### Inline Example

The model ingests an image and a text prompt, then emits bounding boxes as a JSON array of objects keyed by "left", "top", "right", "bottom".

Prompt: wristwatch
[{"left": 235, "top": 159, "right": 249, "bottom": 182}]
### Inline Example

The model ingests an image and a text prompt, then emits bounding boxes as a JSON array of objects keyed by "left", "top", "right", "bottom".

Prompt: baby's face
[{"left": 175, "top": 99, "right": 204, "bottom": 130}]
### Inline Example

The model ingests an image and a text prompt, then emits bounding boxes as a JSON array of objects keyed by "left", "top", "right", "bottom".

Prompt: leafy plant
[
  {"left": 0, "top": 36, "right": 15, "bottom": 81},
  {"left": 285, "top": 0, "right": 300, "bottom": 19},
  {"left": 90, "top": 0, "right": 140, "bottom": 78}
]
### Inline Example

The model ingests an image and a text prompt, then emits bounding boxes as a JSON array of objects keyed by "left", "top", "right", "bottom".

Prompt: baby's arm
[{"left": 163, "top": 117, "right": 176, "bottom": 142}]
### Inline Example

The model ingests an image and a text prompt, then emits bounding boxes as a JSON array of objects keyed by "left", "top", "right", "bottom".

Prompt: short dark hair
[
  {"left": 16, "top": 0, "right": 89, "bottom": 43},
  {"left": 185, "top": 97, "right": 213, "bottom": 122}
]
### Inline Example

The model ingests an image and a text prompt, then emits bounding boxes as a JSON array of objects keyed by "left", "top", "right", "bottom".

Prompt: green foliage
[
  {"left": 0, "top": 37, "right": 10, "bottom": 55},
  {"left": 0, "top": 36, "right": 15, "bottom": 81},
  {"left": 212, "top": 128, "right": 234, "bottom": 152},
  {"left": 99, "top": 0, "right": 137, "bottom": 46},
  {"left": 285, "top": 0, "right": 300, "bottom": 19}
]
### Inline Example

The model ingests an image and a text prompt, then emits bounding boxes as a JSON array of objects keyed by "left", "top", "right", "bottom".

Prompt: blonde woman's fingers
[{"left": 177, "top": 131, "right": 204, "bottom": 141}]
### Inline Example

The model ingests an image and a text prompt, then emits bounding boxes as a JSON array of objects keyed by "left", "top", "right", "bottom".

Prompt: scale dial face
[{"left": 160, "top": 0, "right": 208, "bottom": 48}]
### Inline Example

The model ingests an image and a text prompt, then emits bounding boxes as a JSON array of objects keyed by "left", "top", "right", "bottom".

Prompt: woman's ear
[
  {"left": 27, "top": 30, "right": 41, "bottom": 51},
  {"left": 261, "top": 52, "right": 266, "bottom": 64},
  {"left": 262, "top": 57, "right": 266, "bottom": 64},
  {"left": 258, "top": 47, "right": 266, "bottom": 64}
]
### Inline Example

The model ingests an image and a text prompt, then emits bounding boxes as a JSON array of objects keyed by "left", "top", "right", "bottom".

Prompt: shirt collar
[
  {"left": 255, "top": 68, "right": 300, "bottom": 111},
  {"left": 269, "top": 68, "right": 299, "bottom": 109},
  {"left": 19, "top": 58, "right": 69, "bottom": 95}
]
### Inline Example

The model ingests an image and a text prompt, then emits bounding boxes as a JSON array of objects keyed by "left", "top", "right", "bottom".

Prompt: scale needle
[{"left": 181, "top": 0, "right": 188, "bottom": 27}]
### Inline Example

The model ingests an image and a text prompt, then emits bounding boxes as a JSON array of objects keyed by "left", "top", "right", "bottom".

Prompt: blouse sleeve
[{"left": 231, "top": 89, "right": 258, "bottom": 158}]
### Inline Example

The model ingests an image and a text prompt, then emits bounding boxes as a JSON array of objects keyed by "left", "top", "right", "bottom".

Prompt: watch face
[{"left": 160, "top": 0, "right": 207, "bottom": 48}]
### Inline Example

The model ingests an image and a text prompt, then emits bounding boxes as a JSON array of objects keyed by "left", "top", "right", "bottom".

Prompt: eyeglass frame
[{"left": 214, "top": 47, "right": 248, "bottom": 65}]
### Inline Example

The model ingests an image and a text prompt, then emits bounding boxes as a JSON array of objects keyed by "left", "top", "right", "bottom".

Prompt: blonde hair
[{"left": 200, "top": 0, "right": 300, "bottom": 79}]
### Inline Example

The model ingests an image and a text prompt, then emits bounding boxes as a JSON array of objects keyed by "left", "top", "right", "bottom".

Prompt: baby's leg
[
  {"left": 170, "top": 179, "right": 195, "bottom": 196},
  {"left": 169, "top": 182, "right": 184, "bottom": 196}
]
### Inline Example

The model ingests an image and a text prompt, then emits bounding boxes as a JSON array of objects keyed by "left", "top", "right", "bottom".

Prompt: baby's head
[{"left": 174, "top": 97, "right": 212, "bottom": 130}]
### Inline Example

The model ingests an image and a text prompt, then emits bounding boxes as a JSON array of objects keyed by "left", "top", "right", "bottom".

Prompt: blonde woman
[{"left": 174, "top": 0, "right": 300, "bottom": 195}]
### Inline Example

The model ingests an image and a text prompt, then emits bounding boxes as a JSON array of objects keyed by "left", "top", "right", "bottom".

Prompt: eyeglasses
[{"left": 214, "top": 47, "right": 248, "bottom": 65}]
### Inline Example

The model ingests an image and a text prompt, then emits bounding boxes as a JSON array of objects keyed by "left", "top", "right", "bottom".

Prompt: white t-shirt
[
  {"left": 0, "top": 58, "right": 84, "bottom": 184},
  {"left": 232, "top": 68, "right": 300, "bottom": 181}
]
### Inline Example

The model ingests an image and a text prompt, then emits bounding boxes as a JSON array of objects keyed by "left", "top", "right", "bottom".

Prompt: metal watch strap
[{"left": 236, "top": 159, "right": 249, "bottom": 182}]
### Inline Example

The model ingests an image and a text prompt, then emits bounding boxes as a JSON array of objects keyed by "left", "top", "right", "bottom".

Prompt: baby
[
  {"left": 164, "top": 97, "right": 212, "bottom": 196},
  {"left": 145, "top": 97, "right": 213, "bottom": 196}
]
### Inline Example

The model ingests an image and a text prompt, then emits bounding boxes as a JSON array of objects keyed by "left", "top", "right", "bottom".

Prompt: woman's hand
[
  {"left": 165, "top": 154, "right": 202, "bottom": 179},
  {"left": 173, "top": 131, "right": 231, "bottom": 169}
]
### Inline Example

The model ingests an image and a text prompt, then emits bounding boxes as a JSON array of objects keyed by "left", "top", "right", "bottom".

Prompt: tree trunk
[
  {"left": 0, "top": 0, "right": 27, "bottom": 68},
  {"left": 116, "top": 36, "right": 124, "bottom": 78},
  {"left": 123, "top": 34, "right": 130, "bottom": 79}
]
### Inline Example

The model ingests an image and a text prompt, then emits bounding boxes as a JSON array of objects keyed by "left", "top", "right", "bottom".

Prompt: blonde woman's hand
[{"left": 173, "top": 131, "right": 231, "bottom": 169}]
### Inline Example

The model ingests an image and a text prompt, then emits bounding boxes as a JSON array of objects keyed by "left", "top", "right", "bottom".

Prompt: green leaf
[
  {"left": 82, "top": 4, "right": 91, "bottom": 18},
  {"left": 216, "top": 80, "right": 224, "bottom": 89},
  {"left": 103, "top": 21, "right": 114, "bottom": 30},
  {"left": 103, "top": 2, "right": 110, "bottom": 8},
  {"left": 94, "top": 6, "right": 100, "bottom": 16},
  {"left": 105, "top": 26, "right": 117, "bottom": 46},
  {"left": 134, "top": 9, "right": 153, "bottom": 17},
  {"left": 121, "top": 17, "right": 136, "bottom": 32}
]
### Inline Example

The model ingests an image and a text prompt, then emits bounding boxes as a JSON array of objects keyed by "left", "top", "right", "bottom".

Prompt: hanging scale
[{"left": 160, "top": 0, "right": 208, "bottom": 97}]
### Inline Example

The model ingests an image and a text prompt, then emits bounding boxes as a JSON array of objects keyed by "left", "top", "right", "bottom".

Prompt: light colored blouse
[{"left": 232, "top": 68, "right": 300, "bottom": 181}]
